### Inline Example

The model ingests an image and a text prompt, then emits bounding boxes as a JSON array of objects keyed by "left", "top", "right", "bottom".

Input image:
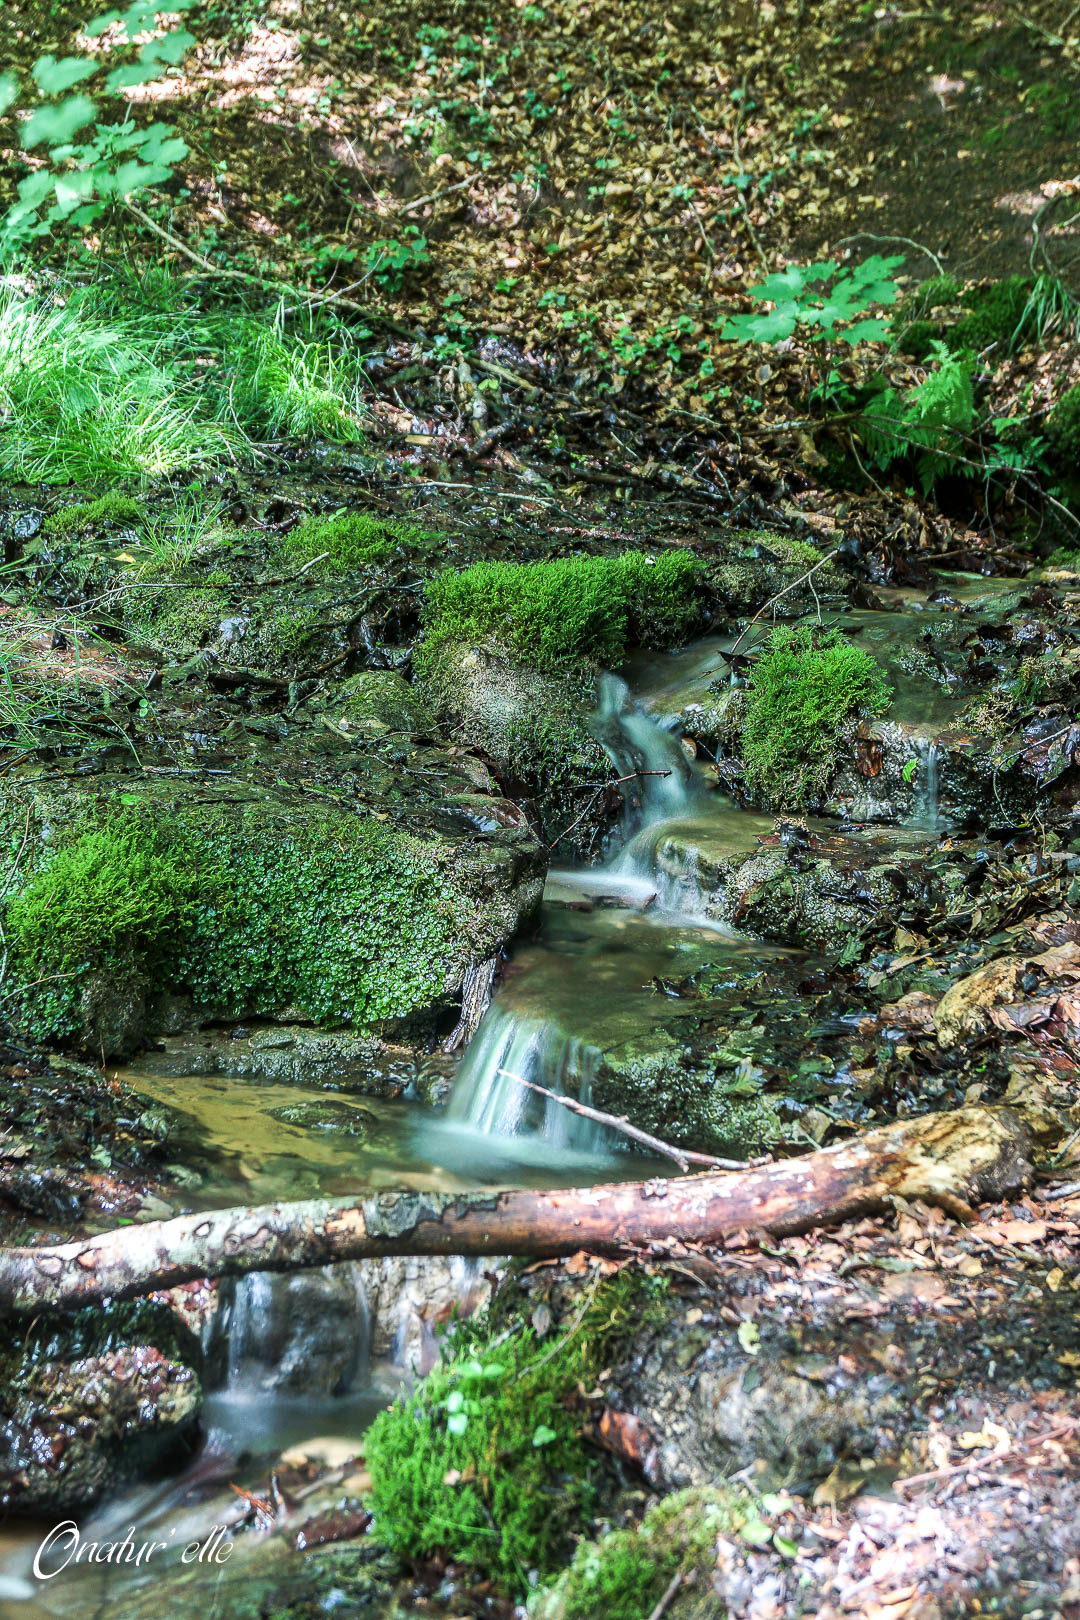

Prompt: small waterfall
[
  {"left": 443, "top": 680, "right": 711, "bottom": 1155},
  {"left": 445, "top": 1002, "right": 606, "bottom": 1153},
  {"left": 224, "top": 1263, "right": 371, "bottom": 1396},
  {"left": 593, "top": 672, "right": 699, "bottom": 827},
  {"left": 907, "top": 739, "right": 941, "bottom": 831}
]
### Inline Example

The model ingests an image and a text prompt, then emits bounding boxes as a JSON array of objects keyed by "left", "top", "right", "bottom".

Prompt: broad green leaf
[
  {"left": 736, "top": 307, "right": 799, "bottom": 343},
  {"left": 740, "top": 1516, "right": 773, "bottom": 1548},
  {"left": 532, "top": 1424, "right": 558, "bottom": 1448},
  {"left": 0, "top": 73, "right": 19, "bottom": 118},
  {"left": 31, "top": 56, "right": 99, "bottom": 94},
  {"left": 773, "top": 1533, "right": 799, "bottom": 1559},
  {"left": 840, "top": 318, "right": 891, "bottom": 344},
  {"left": 22, "top": 94, "right": 97, "bottom": 149},
  {"left": 16, "top": 169, "right": 56, "bottom": 207},
  {"left": 445, "top": 1390, "right": 465, "bottom": 1413},
  {"left": 749, "top": 266, "right": 818, "bottom": 302},
  {"left": 105, "top": 159, "right": 173, "bottom": 196},
  {"left": 54, "top": 171, "right": 97, "bottom": 215},
  {"left": 105, "top": 63, "right": 167, "bottom": 91},
  {"left": 446, "top": 1412, "right": 469, "bottom": 1437},
  {"left": 843, "top": 253, "right": 905, "bottom": 287},
  {"left": 140, "top": 28, "right": 196, "bottom": 65}
]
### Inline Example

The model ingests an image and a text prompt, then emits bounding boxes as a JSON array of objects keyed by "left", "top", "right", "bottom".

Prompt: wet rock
[
  {"left": 328, "top": 668, "right": 435, "bottom": 734},
  {"left": 0, "top": 1302, "right": 202, "bottom": 1514},
  {"left": 222, "top": 1266, "right": 370, "bottom": 1396},
  {"left": 417, "top": 639, "right": 617, "bottom": 856}
]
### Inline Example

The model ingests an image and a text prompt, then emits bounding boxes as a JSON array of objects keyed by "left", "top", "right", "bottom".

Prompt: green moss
[
  {"left": 41, "top": 494, "right": 142, "bottom": 538},
  {"left": 364, "top": 1271, "right": 668, "bottom": 1593},
  {"left": 1047, "top": 385, "right": 1080, "bottom": 468},
  {"left": 531, "top": 1486, "right": 753, "bottom": 1620},
  {"left": 335, "top": 669, "right": 433, "bottom": 732},
  {"left": 416, "top": 550, "right": 700, "bottom": 678},
  {"left": 281, "top": 508, "right": 434, "bottom": 575},
  {"left": 950, "top": 275, "right": 1034, "bottom": 352},
  {"left": 124, "top": 583, "right": 227, "bottom": 652},
  {"left": 893, "top": 317, "right": 939, "bottom": 362},
  {"left": 4, "top": 795, "right": 470, "bottom": 1043},
  {"left": 741, "top": 623, "right": 892, "bottom": 807}
]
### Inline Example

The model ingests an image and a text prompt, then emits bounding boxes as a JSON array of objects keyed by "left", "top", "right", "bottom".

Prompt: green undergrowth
[
  {"left": 530, "top": 1486, "right": 754, "bottom": 1620},
  {"left": 415, "top": 550, "right": 701, "bottom": 678},
  {"left": 364, "top": 1269, "right": 669, "bottom": 1593},
  {"left": 741, "top": 623, "right": 892, "bottom": 807},
  {"left": 895, "top": 273, "right": 1077, "bottom": 362},
  {"left": 4, "top": 793, "right": 467, "bottom": 1042},
  {"left": 280, "top": 508, "right": 433, "bottom": 575},
  {"left": 1047, "top": 385, "right": 1080, "bottom": 471}
]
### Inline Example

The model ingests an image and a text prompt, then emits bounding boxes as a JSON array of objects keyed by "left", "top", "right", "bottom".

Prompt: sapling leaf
[
  {"left": 532, "top": 1424, "right": 558, "bottom": 1447},
  {"left": 22, "top": 94, "right": 97, "bottom": 148},
  {"left": 32, "top": 56, "right": 99, "bottom": 94},
  {"left": 0, "top": 73, "right": 19, "bottom": 118}
]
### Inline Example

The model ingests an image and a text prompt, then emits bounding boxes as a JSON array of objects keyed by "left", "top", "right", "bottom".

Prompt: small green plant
[
  {"left": 416, "top": 550, "right": 700, "bottom": 678},
  {"left": 363, "top": 228, "right": 430, "bottom": 291},
  {"left": 230, "top": 313, "right": 368, "bottom": 443},
  {"left": 720, "top": 254, "right": 904, "bottom": 346},
  {"left": 364, "top": 1272, "right": 668, "bottom": 1592},
  {"left": 859, "top": 343, "right": 977, "bottom": 492},
  {"left": 741, "top": 623, "right": 892, "bottom": 807},
  {"left": 136, "top": 491, "right": 225, "bottom": 569},
  {"left": 0, "top": 3, "right": 197, "bottom": 249}
]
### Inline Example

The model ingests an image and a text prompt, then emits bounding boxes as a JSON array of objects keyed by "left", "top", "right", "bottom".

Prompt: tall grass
[{"left": 0, "top": 269, "right": 369, "bottom": 485}]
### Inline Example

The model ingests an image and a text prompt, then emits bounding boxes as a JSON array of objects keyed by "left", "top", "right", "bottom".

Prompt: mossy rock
[
  {"left": 0, "top": 773, "right": 544, "bottom": 1055},
  {"left": 530, "top": 1485, "right": 754, "bottom": 1620},
  {"left": 363, "top": 1270, "right": 667, "bottom": 1593},
  {"left": 417, "top": 639, "right": 616, "bottom": 857},
  {"left": 330, "top": 669, "right": 435, "bottom": 734},
  {"left": 701, "top": 529, "right": 845, "bottom": 615},
  {"left": 415, "top": 549, "right": 702, "bottom": 680},
  {"left": 41, "top": 493, "right": 143, "bottom": 539}
]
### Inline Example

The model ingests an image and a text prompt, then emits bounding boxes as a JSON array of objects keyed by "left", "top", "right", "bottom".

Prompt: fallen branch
[
  {"left": 498, "top": 1069, "right": 763, "bottom": 1172},
  {"left": 0, "top": 1104, "right": 1043, "bottom": 1314}
]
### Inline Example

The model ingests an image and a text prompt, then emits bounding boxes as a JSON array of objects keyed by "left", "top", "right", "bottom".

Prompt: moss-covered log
[{"left": 0, "top": 1104, "right": 1040, "bottom": 1314}]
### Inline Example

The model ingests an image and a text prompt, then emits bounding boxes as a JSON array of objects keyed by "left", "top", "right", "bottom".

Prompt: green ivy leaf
[
  {"left": 839, "top": 318, "right": 891, "bottom": 344},
  {"left": 140, "top": 28, "right": 196, "bottom": 65},
  {"left": 22, "top": 94, "right": 97, "bottom": 149},
  {"left": 105, "top": 62, "right": 168, "bottom": 91},
  {"left": 31, "top": 56, "right": 99, "bottom": 94}
]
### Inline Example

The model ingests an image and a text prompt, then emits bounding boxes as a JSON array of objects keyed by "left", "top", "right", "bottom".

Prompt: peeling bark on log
[{"left": 0, "top": 1104, "right": 1040, "bottom": 1314}]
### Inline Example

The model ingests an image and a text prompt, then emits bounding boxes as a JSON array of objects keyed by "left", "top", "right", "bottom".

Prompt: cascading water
[
  {"left": 439, "top": 672, "right": 730, "bottom": 1158},
  {"left": 907, "top": 739, "right": 942, "bottom": 832}
]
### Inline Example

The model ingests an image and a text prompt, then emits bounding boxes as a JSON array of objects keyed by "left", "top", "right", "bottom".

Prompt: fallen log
[{"left": 0, "top": 1103, "right": 1041, "bottom": 1314}]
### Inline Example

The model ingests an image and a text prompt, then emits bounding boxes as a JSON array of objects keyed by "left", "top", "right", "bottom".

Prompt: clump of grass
[
  {"left": 229, "top": 312, "right": 367, "bottom": 444},
  {"left": 281, "top": 508, "right": 431, "bottom": 574},
  {"left": 741, "top": 622, "right": 892, "bottom": 807},
  {"left": 365, "top": 1271, "right": 668, "bottom": 1592},
  {"left": 415, "top": 550, "right": 700, "bottom": 678},
  {"left": 136, "top": 490, "right": 226, "bottom": 570},
  {"left": 42, "top": 494, "right": 143, "bottom": 539},
  {"left": 0, "top": 288, "right": 239, "bottom": 485}
]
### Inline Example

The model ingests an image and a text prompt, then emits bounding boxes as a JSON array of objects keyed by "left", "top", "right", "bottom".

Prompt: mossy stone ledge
[{"left": 1, "top": 774, "right": 544, "bottom": 1056}]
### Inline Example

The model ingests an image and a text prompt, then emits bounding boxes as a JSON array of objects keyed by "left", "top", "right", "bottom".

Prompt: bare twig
[
  {"left": 498, "top": 1069, "right": 762, "bottom": 1172},
  {"left": 647, "top": 1573, "right": 684, "bottom": 1620},
  {"left": 894, "top": 1418, "right": 1078, "bottom": 1492},
  {"left": 399, "top": 172, "right": 482, "bottom": 216},
  {"left": 728, "top": 547, "right": 840, "bottom": 655},
  {"left": 548, "top": 769, "right": 671, "bottom": 850},
  {"left": 834, "top": 232, "right": 945, "bottom": 274}
]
